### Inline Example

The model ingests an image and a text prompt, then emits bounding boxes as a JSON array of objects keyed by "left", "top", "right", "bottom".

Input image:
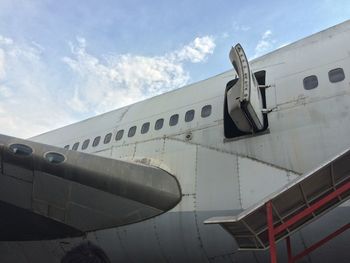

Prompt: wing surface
[{"left": 0, "top": 134, "right": 181, "bottom": 241}]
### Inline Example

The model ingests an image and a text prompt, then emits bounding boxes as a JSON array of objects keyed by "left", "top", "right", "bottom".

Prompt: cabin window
[
  {"left": 185, "top": 110, "right": 195, "bottom": 122},
  {"left": 328, "top": 68, "right": 345, "bottom": 83},
  {"left": 9, "top": 144, "right": 33, "bottom": 156},
  {"left": 141, "top": 122, "right": 150, "bottom": 134},
  {"left": 104, "top": 133, "right": 112, "bottom": 144},
  {"left": 169, "top": 114, "right": 179, "bottom": 126},
  {"left": 155, "top": 119, "right": 164, "bottom": 130},
  {"left": 93, "top": 136, "right": 101, "bottom": 147},
  {"left": 128, "top": 126, "right": 136, "bottom": 137},
  {"left": 64, "top": 145, "right": 69, "bottom": 150},
  {"left": 303, "top": 75, "right": 318, "bottom": 90},
  {"left": 72, "top": 142, "right": 79, "bottom": 151},
  {"left": 115, "top": 130, "right": 124, "bottom": 141},
  {"left": 45, "top": 152, "right": 65, "bottom": 164},
  {"left": 201, "top": 105, "right": 212, "bottom": 118},
  {"left": 82, "top": 139, "right": 90, "bottom": 150}
]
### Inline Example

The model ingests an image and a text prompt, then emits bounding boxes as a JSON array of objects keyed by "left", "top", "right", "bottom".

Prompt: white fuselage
[{"left": 1, "top": 21, "right": 350, "bottom": 263}]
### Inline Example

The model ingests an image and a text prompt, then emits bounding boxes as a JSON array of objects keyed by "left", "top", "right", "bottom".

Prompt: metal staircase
[{"left": 205, "top": 148, "right": 350, "bottom": 262}]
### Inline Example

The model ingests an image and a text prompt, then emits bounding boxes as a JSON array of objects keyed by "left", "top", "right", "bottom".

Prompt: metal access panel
[
  {"left": 226, "top": 44, "right": 264, "bottom": 133},
  {"left": 204, "top": 148, "right": 350, "bottom": 250}
]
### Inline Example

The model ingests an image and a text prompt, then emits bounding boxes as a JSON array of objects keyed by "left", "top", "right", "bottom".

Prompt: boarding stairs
[{"left": 205, "top": 148, "right": 350, "bottom": 263}]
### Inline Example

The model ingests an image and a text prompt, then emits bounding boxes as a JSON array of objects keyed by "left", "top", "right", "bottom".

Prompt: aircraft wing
[{"left": 0, "top": 134, "right": 181, "bottom": 241}]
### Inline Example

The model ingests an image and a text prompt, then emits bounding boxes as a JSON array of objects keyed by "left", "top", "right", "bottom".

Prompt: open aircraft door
[{"left": 226, "top": 44, "right": 265, "bottom": 133}]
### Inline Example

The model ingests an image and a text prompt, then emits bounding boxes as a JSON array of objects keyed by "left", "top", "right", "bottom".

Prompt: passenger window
[
  {"left": 72, "top": 142, "right": 79, "bottom": 151},
  {"left": 115, "top": 130, "right": 124, "bottom": 141},
  {"left": 141, "top": 122, "right": 150, "bottom": 134},
  {"left": 128, "top": 126, "right": 136, "bottom": 137},
  {"left": 329, "top": 68, "right": 345, "bottom": 83},
  {"left": 82, "top": 139, "right": 90, "bottom": 150},
  {"left": 155, "top": 119, "right": 164, "bottom": 130},
  {"left": 303, "top": 75, "right": 318, "bottom": 90},
  {"left": 104, "top": 133, "right": 112, "bottom": 144},
  {"left": 185, "top": 110, "right": 195, "bottom": 122},
  {"left": 64, "top": 145, "right": 69, "bottom": 150},
  {"left": 169, "top": 114, "right": 179, "bottom": 126},
  {"left": 201, "top": 105, "right": 212, "bottom": 118},
  {"left": 93, "top": 136, "right": 101, "bottom": 147}
]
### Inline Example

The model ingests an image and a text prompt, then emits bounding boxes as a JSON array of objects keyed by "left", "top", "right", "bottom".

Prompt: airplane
[{"left": 0, "top": 19, "right": 349, "bottom": 263}]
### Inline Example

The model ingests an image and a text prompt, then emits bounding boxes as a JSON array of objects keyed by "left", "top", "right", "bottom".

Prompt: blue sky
[{"left": 0, "top": 0, "right": 350, "bottom": 137}]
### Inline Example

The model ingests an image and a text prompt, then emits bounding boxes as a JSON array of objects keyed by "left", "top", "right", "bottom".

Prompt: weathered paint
[{"left": 0, "top": 20, "right": 350, "bottom": 262}]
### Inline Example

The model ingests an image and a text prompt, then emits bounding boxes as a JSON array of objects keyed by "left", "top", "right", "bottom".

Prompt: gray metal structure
[
  {"left": 0, "top": 134, "right": 181, "bottom": 240},
  {"left": 0, "top": 20, "right": 350, "bottom": 262}
]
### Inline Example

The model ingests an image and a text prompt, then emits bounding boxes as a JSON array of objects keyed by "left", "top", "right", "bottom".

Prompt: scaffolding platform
[{"left": 204, "top": 148, "right": 350, "bottom": 259}]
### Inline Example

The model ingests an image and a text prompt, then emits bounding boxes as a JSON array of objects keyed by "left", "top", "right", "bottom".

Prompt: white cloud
[
  {"left": 0, "top": 48, "right": 5, "bottom": 79},
  {"left": 175, "top": 36, "right": 215, "bottom": 63},
  {"left": 63, "top": 35, "right": 215, "bottom": 114},
  {"left": 0, "top": 35, "right": 76, "bottom": 138},
  {"left": 0, "top": 85, "right": 12, "bottom": 98},
  {"left": 221, "top": 22, "right": 251, "bottom": 40},
  {"left": 253, "top": 29, "right": 276, "bottom": 58},
  {"left": 0, "top": 34, "right": 215, "bottom": 138},
  {"left": 262, "top": 30, "right": 272, "bottom": 39},
  {"left": 221, "top": 32, "right": 229, "bottom": 39},
  {"left": 232, "top": 22, "right": 251, "bottom": 32},
  {"left": 0, "top": 35, "right": 13, "bottom": 45}
]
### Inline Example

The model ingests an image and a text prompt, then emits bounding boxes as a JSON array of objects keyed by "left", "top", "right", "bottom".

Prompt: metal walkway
[{"left": 205, "top": 148, "right": 350, "bottom": 262}]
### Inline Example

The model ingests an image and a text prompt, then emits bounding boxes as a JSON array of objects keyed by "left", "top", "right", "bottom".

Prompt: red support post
[
  {"left": 286, "top": 236, "right": 293, "bottom": 263},
  {"left": 266, "top": 201, "right": 277, "bottom": 263},
  {"left": 265, "top": 181, "right": 349, "bottom": 263}
]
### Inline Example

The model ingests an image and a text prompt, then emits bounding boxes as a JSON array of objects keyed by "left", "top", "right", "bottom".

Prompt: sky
[{"left": 0, "top": 0, "right": 350, "bottom": 138}]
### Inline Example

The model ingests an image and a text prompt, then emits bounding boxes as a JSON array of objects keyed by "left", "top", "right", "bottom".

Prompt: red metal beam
[
  {"left": 274, "top": 182, "right": 349, "bottom": 235},
  {"left": 265, "top": 180, "right": 349, "bottom": 262},
  {"left": 292, "top": 223, "right": 350, "bottom": 262},
  {"left": 266, "top": 201, "right": 277, "bottom": 263}
]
